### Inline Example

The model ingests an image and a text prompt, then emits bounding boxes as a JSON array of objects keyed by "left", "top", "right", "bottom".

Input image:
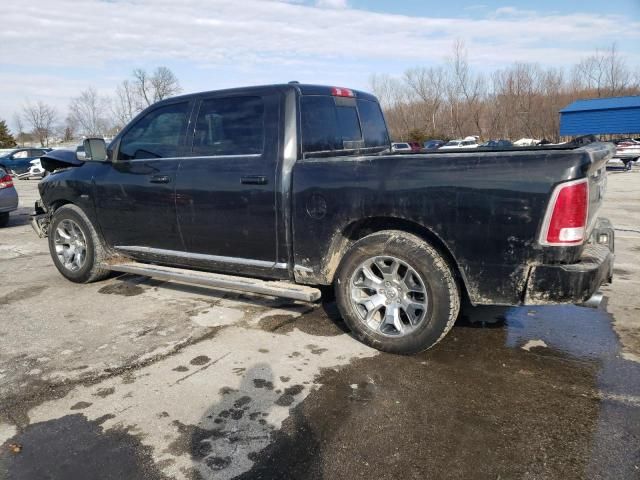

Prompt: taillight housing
[
  {"left": 0, "top": 174, "right": 13, "bottom": 190},
  {"left": 539, "top": 178, "right": 589, "bottom": 246}
]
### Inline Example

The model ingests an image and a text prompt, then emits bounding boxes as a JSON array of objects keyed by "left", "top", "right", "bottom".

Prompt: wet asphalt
[{"left": 1, "top": 300, "right": 639, "bottom": 480}]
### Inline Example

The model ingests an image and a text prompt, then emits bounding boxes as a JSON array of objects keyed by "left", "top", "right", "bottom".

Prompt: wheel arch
[{"left": 324, "top": 216, "right": 471, "bottom": 302}]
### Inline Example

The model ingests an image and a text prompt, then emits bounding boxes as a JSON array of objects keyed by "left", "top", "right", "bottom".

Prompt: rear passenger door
[{"left": 174, "top": 92, "right": 281, "bottom": 275}]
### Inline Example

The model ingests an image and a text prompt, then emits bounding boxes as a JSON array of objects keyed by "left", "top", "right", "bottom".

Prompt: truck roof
[{"left": 157, "top": 83, "right": 379, "bottom": 105}]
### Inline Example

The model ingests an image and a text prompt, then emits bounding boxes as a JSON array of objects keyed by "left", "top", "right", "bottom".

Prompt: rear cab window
[{"left": 300, "top": 94, "right": 389, "bottom": 155}]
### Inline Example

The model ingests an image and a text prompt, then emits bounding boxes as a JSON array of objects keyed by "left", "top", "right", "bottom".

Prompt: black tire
[
  {"left": 335, "top": 230, "right": 460, "bottom": 355},
  {"left": 48, "top": 204, "right": 110, "bottom": 283},
  {"left": 0, "top": 212, "right": 9, "bottom": 228}
]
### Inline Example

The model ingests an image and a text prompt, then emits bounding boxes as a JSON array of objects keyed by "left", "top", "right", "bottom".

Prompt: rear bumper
[{"left": 524, "top": 218, "right": 614, "bottom": 305}]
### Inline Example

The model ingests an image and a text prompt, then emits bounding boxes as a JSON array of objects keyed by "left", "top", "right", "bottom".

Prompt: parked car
[
  {"left": 513, "top": 138, "right": 541, "bottom": 147},
  {"left": 0, "top": 164, "right": 19, "bottom": 227},
  {"left": 613, "top": 139, "right": 640, "bottom": 170},
  {"left": 480, "top": 139, "right": 513, "bottom": 148},
  {"left": 423, "top": 140, "right": 445, "bottom": 150},
  {"left": 32, "top": 83, "right": 615, "bottom": 355},
  {"left": 76, "top": 144, "right": 87, "bottom": 160},
  {"left": 408, "top": 142, "right": 422, "bottom": 152},
  {"left": 391, "top": 142, "right": 412, "bottom": 152},
  {"left": 0, "top": 148, "right": 51, "bottom": 175},
  {"left": 439, "top": 139, "right": 478, "bottom": 150},
  {"left": 17, "top": 158, "right": 47, "bottom": 180}
]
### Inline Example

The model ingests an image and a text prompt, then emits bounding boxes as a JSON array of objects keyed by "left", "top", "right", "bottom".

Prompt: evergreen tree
[{"left": 0, "top": 120, "right": 16, "bottom": 148}]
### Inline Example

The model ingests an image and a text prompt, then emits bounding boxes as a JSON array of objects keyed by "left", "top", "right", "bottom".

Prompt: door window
[
  {"left": 191, "top": 96, "right": 264, "bottom": 157},
  {"left": 118, "top": 102, "right": 190, "bottom": 160},
  {"left": 12, "top": 150, "right": 28, "bottom": 159}
]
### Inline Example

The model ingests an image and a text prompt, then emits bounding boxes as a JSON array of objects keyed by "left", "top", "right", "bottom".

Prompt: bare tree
[
  {"left": 111, "top": 79, "right": 140, "bottom": 128},
  {"left": 22, "top": 101, "right": 57, "bottom": 147},
  {"left": 404, "top": 66, "right": 446, "bottom": 137},
  {"left": 12, "top": 113, "right": 26, "bottom": 146},
  {"left": 447, "top": 40, "right": 486, "bottom": 137},
  {"left": 132, "top": 66, "right": 182, "bottom": 107},
  {"left": 572, "top": 43, "right": 633, "bottom": 97},
  {"left": 68, "top": 87, "right": 110, "bottom": 137}
]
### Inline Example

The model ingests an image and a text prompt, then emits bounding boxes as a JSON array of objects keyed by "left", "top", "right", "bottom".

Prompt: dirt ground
[{"left": 0, "top": 165, "right": 639, "bottom": 479}]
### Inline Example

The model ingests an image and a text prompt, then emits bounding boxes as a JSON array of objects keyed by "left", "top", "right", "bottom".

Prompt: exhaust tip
[{"left": 580, "top": 291, "right": 603, "bottom": 309}]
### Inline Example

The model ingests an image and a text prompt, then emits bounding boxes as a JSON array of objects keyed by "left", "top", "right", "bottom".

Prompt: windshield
[{"left": 444, "top": 141, "right": 460, "bottom": 147}]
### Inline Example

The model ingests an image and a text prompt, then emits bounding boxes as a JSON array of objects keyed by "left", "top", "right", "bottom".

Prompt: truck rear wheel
[
  {"left": 48, "top": 204, "right": 110, "bottom": 283},
  {"left": 335, "top": 231, "right": 460, "bottom": 354}
]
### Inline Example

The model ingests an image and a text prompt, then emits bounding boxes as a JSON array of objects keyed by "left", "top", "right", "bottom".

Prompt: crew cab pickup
[{"left": 31, "top": 83, "right": 615, "bottom": 354}]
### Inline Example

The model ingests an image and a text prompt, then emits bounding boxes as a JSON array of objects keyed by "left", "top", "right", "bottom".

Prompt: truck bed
[{"left": 291, "top": 142, "right": 613, "bottom": 305}]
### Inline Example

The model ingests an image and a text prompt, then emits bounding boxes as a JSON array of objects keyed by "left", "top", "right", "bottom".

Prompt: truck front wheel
[
  {"left": 335, "top": 231, "right": 460, "bottom": 354},
  {"left": 48, "top": 204, "right": 110, "bottom": 283}
]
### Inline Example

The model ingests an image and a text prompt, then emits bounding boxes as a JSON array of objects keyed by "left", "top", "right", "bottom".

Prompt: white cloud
[
  {"left": 316, "top": 0, "right": 349, "bottom": 8},
  {"left": 0, "top": 0, "right": 638, "bottom": 121}
]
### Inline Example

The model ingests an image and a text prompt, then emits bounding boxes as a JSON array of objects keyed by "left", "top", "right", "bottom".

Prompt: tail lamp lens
[
  {"left": 541, "top": 179, "right": 588, "bottom": 245},
  {"left": 0, "top": 174, "right": 13, "bottom": 189}
]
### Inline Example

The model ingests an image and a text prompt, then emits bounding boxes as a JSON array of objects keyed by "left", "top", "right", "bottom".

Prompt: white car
[
  {"left": 614, "top": 140, "right": 640, "bottom": 161},
  {"left": 17, "top": 158, "right": 46, "bottom": 180},
  {"left": 391, "top": 142, "right": 412, "bottom": 152},
  {"left": 513, "top": 138, "right": 541, "bottom": 147},
  {"left": 439, "top": 139, "right": 479, "bottom": 150}
]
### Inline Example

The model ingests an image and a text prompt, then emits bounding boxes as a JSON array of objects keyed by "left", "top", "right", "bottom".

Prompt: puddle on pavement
[
  {"left": 0, "top": 414, "right": 169, "bottom": 480},
  {"left": 1, "top": 301, "right": 639, "bottom": 479},
  {"left": 240, "top": 302, "right": 640, "bottom": 480}
]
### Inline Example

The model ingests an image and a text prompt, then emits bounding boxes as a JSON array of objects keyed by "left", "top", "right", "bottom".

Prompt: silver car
[{"left": 0, "top": 164, "right": 19, "bottom": 227}]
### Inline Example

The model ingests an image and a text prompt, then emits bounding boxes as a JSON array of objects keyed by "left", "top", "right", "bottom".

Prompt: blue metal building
[{"left": 559, "top": 96, "right": 640, "bottom": 136}]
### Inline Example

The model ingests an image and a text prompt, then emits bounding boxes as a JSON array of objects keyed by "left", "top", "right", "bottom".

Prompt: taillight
[
  {"left": 0, "top": 174, "right": 13, "bottom": 190},
  {"left": 540, "top": 178, "right": 588, "bottom": 246},
  {"left": 331, "top": 87, "right": 355, "bottom": 97}
]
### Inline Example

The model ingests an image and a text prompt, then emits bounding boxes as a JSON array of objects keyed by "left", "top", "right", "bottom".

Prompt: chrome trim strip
[
  {"left": 115, "top": 246, "right": 288, "bottom": 269},
  {"left": 294, "top": 265, "right": 314, "bottom": 273},
  {"left": 121, "top": 154, "right": 262, "bottom": 163}
]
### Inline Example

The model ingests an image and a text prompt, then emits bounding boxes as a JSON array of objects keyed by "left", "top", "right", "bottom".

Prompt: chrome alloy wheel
[
  {"left": 54, "top": 219, "right": 87, "bottom": 272},
  {"left": 349, "top": 256, "right": 429, "bottom": 337}
]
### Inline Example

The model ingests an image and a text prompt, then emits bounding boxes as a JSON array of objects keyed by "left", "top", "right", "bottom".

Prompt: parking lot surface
[{"left": 1, "top": 168, "right": 639, "bottom": 479}]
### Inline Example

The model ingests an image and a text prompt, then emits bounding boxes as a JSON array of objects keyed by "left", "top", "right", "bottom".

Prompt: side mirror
[{"left": 83, "top": 138, "right": 108, "bottom": 162}]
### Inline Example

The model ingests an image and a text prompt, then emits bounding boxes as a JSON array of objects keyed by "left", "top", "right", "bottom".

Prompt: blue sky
[{"left": 1, "top": 0, "right": 639, "bottom": 129}]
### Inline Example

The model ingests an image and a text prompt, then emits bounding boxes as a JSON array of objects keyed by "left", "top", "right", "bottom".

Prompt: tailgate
[{"left": 582, "top": 143, "right": 614, "bottom": 238}]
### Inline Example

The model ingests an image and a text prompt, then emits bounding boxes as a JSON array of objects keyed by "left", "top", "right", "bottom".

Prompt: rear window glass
[
  {"left": 301, "top": 96, "right": 339, "bottom": 152},
  {"left": 336, "top": 106, "right": 362, "bottom": 142},
  {"left": 192, "top": 96, "right": 264, "bottom": 157},
  {"left": 357, "top": 99, "right": 389, "bottom": 147},
  {"left": 301, "top": 95, "right": 389, "bottom": 153}
]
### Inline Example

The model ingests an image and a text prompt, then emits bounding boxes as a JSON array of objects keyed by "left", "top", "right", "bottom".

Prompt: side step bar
[{"left": 102, "top": 262, "right": 322, "bottom": 302}]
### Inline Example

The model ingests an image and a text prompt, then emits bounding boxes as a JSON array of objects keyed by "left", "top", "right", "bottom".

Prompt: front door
[
  {"left": 174, "top": 93, "right": 281, "bottom": 273},
  {"left": 93, "top": 100, "right": 193, "bottom": 252}
]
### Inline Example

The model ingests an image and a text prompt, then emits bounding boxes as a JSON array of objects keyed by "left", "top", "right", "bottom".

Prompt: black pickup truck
[{"left": 32, "top": 83, "right": 615, "bottom": 354}]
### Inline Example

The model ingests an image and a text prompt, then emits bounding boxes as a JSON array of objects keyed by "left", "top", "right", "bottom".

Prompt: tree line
[
  {"left": 370, "top": 42, "right": 640, "bottom": 143},
  {"left": 2, "top": 43, "right": 639, "bottom": 149},
  {"left": 5, "top": 66, "right": 181, "bottom": 148}
]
